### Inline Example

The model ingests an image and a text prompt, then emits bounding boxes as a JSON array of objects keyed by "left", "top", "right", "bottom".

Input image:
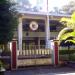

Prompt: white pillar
[
  {"left": 45, "top": 17, "right": 50, "bottom": 48},
  {"left": 45, "top": 0, "right": 50, "bottom": 48},
  {"left": 18, "top": 17, "right": 22, "bottom": 51}
]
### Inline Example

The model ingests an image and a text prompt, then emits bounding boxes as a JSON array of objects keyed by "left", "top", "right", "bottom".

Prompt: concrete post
[
  {"left": 51, "top": 40, "right": 59, "bottom": 65},
  {"left": 54, "top": 40, "right": 59, "bottom": 65},
  {"left": 11, "top": 40, "right": 17, "bottom": 70}
]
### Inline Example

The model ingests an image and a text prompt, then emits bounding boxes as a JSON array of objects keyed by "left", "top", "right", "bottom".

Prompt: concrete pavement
[{"left": 5, "top": 66, "right": 75, "bottom": 75}]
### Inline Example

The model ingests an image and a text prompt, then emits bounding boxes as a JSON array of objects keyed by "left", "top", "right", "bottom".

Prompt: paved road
[{"left": 5, "top": 66, "right": 75, "bottom": 75}]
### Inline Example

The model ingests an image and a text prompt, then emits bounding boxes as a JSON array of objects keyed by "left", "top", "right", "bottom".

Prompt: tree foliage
[
  {"left": 16, "top": 0, "right": 42, "bottom": 12},
  {"left": 16, "top": 0, "right": 32, "bottom": 11},
  {"left": 57, "top": 12, "right": 75, "bottom": 48},
  {"left": 58, "top": 12, "right": 75, "bottom": 40},
  {"left": 0, "top": 0, "right": 18, "bottom": 44},
  {"left": 61, "top": 1, "right": 75, "bottom": 14}
]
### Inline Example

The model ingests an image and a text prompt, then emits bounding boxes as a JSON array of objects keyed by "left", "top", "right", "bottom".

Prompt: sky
[
  {"left": 29, "top": 0, "right": 72, "bottom": 12},
  {"left": 15, "top": 0, "right": 73, "bottom": 12}
]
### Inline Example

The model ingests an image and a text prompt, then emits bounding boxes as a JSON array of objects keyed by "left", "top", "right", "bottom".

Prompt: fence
[
  {"left": 17, "top": 45, "right": 52, "bottom": 67},
  {"left": 0, "top": 40, "right": 59, "bottom": 70},
  {"left": 18, "top": 45, "right": 51, "bottom": 58}
]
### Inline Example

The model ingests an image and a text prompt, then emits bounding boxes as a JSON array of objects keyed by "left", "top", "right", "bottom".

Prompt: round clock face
[{"left": 30, "top": 21, "right": 38, "bottom": 31}]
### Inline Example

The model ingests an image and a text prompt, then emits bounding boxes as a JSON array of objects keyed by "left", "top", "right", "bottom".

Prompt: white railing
[
  {"left": 17, "top": 45, "right": 51, "bottom": 57},
  {"left": 18, "top": 49, "right": 50, "bottom": 56}
]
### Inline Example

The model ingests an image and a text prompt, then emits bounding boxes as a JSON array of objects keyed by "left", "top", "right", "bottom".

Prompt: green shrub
[
  {"left": 59, "top": 50, "right": 75, "bottom": 61},
  {"left": 59, "top": 50, "right": 75, "bottom": 55},
  {"left": 0, "top": 61, "right": 3, "bottom": 70},
  {"left": 69, "top": 54, "right": 75, "bottom": 61},
  {"left": 1, "top": 50, "right": 11, "bottom": 56}
]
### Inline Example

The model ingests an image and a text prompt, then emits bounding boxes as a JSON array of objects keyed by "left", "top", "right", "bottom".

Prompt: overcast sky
[
  {"left": 30, "top": 0, "right": 72, "bottom": 11},
  {"left": 15, "top": 0, "right": 73, "bottom": 12}
]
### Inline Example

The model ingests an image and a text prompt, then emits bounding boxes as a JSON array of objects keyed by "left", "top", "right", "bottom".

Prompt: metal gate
[{"left": 17, "top": 45, "right": 52, "bottom": 67}]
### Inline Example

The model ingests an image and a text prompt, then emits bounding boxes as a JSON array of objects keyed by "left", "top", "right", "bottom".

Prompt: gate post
[
  {"left": 54, "top": 40, "right": 59, "bottom": 65},
  {"left": 11, "top": 39, "right": 17, "bottom": 70},
  {"left": 51, "top": 40, "right": 59, "bottom": 65}
]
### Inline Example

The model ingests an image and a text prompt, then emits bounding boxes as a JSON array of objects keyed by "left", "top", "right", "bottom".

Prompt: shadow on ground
[{"left": 4, "top": 65, "right": 75, "bottom": 75}]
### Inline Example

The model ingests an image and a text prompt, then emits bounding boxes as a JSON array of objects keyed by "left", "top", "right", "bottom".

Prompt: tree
[
  {"left": 57, "top": 12, "right": 75, "bottom": 40},
  {"left": 57, "top": 12, "right": 75, "bottom": 60},
  {"left": 17, "top": 0, "right": 32, "bottom": 11},
  {"left": 32, "top": 0, "right": 42, "bottom": 12},
  {"left": 57, "top": 12, "right": 75, "bottom": 48},
  {"left": 61, "top": 1, "right": 75, "bottom": 14},
  {"left": 16, "top": 0, "right": 43, "bottom": 12},
  {"left": 0, "top": 0, "right": 18, "bottom": 50}
]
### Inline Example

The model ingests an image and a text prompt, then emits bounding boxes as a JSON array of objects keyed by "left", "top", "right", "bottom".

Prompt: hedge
[{"left": 59, "top": 50, "right": 75, "bottom": 55}]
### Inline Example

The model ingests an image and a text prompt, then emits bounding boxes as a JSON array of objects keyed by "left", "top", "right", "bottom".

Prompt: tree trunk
[
  {"left": 3, "top": 43, "right": 8, "bottom": 51},
  {"left": 68, "top": 46, "right": 70, "bottom": 60}
]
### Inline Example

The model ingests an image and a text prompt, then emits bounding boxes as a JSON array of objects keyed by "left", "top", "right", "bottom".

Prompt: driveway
[{"left": 5, "top": 66, "right": 75, "bottom": 75}]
